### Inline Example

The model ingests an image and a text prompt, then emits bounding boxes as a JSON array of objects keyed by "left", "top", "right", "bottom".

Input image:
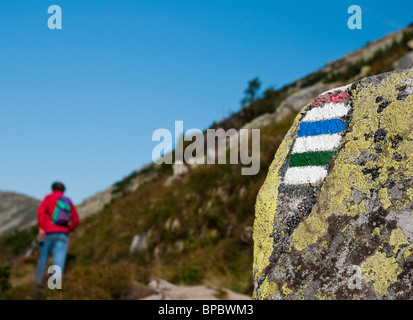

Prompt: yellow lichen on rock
[
  {"left": 360, "top": 251, "right": 402, "bottom": 295},
  {"left": 389, "top": 228, "right": 408, "bottom": 254},
  {"left": 372, "top": 227, "right": 381, "bottom": 237},
  {"left": 255, "top": 278, "right": 279, "bottom": 300},
  {"left": 292, "top": 213, "right": 329, "bottom": 251},
  {"left": 407, "top": 188, "right": 413, "bottom": 202},
  {"left": 316, "top": 290, "right": 334, "bottom": 300},
  {"left": 291, "top": 69, "right": 413, "bottom": 252},
  {"left": 378, "top": 188, "right": 392, "bottom": 209},
  {"left": 282, "top": 284, "right": 293, "bottom": 296}
]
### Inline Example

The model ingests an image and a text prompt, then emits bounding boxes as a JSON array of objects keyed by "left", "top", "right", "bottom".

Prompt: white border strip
[
  {"left": 303, "top": 102, "right": 350, "bottom": 122},
  {"left": 291, "top": 133, "right": 342, "bottom": 154},
  {"left": 284, "top": 166, "right": 328, "bottom": 185}
]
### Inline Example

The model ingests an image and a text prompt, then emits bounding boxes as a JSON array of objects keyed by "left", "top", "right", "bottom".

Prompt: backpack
[{"left": 51, "top": 196, "right": 72, "bottom": 226}]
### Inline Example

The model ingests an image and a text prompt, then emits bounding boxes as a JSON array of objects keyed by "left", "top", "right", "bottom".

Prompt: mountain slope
[
  {"left": 1, "top": 23, "right": 413, "bottom": 300},
  {"left": 0, "top": 192, "right": 39, "bottom": 236},
  {"left": 70, "top": 24, "right": 413, "bottom": 221}
]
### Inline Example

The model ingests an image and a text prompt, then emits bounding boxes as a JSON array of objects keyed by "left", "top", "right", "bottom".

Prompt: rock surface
[
  {"left": 142, "top": 278, "right": 251, "bottom": 300},
  {"left": 76, "top": 185, "right": 118, "bottom": 220},
  {"left": 394, "top": 51, "right": 413, "bottom": 70},
  {"left": 253, "top": 68, "right": 413, "bottom": 299},
  {"left": 129, "top": 232, "right": 149, "bottom": 253}
]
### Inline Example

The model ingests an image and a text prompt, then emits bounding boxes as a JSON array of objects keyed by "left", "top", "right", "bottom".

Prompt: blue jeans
[{"left": 35, "top": 232, "right": 69, "bottom": 286}]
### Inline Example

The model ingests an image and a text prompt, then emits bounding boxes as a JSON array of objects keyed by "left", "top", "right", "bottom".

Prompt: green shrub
[
  {"left": 175, "top": 266, "right": 202, "bottom": 285},
  {"left": 300, "top": 71, "right": 327, "bottom": 88},
  {"left": 325, "top": 29, "right": 413, "bottom": 83},
  {"left": 51, "top": 264, "right": 133, "bottom": 300},
  {"left": 2, "top": 227, "right": 37, "bottom": 256},
  {"left": 0, "top": 263, "right": 11, "bottom": 295}
]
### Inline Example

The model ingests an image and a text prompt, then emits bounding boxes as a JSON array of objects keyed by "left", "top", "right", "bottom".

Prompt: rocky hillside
[
  {"left": 76, "top": 24, "right": 413, "bottom": 220},
  {"left": 1, "top": 24, "right": 413, "bottom": 300},
  {"left": 0, "top": 192, "right": 39, "bottom": 236}
]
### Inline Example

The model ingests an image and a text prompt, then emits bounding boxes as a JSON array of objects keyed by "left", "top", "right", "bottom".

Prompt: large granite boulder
[{"left": 253, "top": 68, "right": 413, "bottom": 299}]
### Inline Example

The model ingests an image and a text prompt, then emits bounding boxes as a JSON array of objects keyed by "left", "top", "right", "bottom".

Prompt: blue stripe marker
[{"left": 297, "top": 119, "right": 346, "bottom": 137}]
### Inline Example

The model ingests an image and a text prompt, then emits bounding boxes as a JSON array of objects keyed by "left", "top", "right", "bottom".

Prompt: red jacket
[{"left": 38, "top": 191, "right": 79, "bottom": 234}]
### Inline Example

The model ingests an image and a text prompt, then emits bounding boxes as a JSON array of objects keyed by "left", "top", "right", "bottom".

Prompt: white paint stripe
[
  {"left": 303, "top": 102, "right": 350, "bottom": 122},
  {"left": 284, "top": 166, "right": 328, "bottom": 185},
  {"left": 292, "top": 133, "right": 342, "bottom": 154}
]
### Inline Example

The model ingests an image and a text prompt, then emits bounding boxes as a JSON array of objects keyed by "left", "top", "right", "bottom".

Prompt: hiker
[{"left": 35, "top": 182, "right": 79, "bottom": 287}]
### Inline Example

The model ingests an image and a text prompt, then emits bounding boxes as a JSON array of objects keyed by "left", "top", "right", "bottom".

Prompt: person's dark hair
[{"left": 51, "top": 182, "right": 66, "bottom": 192}]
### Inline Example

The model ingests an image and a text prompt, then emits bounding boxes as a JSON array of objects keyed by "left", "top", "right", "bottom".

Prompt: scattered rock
[
  {"left": 241, "top": 226, "right": 253, "bottom": 244},
  {"left": 360, "top": 65, "right": 371, "bottom": 77},
  {"left": 164, "top": 163, "right": 190, "bottom": 187},
  {"left": 165, "top": 218, "right": 181, "bottom": 231},
  {"left": 130, "top": 232, "right": 149, "bottom": 254},
  {"left": 393, "top": 51, "right": 413, "bottom": 70},
  {"left": 173, "top": 163, "right": 189, "bottom": 176},
  {"left": 120, "top": 282, "right": 157, "bottom": 300},
  {"left": 142, "top": 277, "right": 251, "bottom": 300}
]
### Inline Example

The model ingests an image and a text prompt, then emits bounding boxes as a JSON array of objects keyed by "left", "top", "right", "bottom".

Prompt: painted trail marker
[
  {"left": 283, "top": 91, "right": 351, "bottom": 185},
  {"left": 267, "top": 88, "right": 353, "bottom": 261}
]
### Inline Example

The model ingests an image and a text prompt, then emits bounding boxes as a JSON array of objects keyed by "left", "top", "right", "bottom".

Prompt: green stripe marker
[{"left": 289, "top": 151, "right": 336, "bottom": 167}]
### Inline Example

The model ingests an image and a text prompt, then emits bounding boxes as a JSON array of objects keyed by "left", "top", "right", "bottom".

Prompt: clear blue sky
[{"left": 1, "top": 0, "right": 412, "bottom": 203}]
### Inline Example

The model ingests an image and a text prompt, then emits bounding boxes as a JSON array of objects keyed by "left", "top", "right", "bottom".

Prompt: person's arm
[
  {"left": 38, "top": 196, "right": 48, "bottom": 240},
  {"left": 69, "top": 202, "right": 79, "bottom": 231}
]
